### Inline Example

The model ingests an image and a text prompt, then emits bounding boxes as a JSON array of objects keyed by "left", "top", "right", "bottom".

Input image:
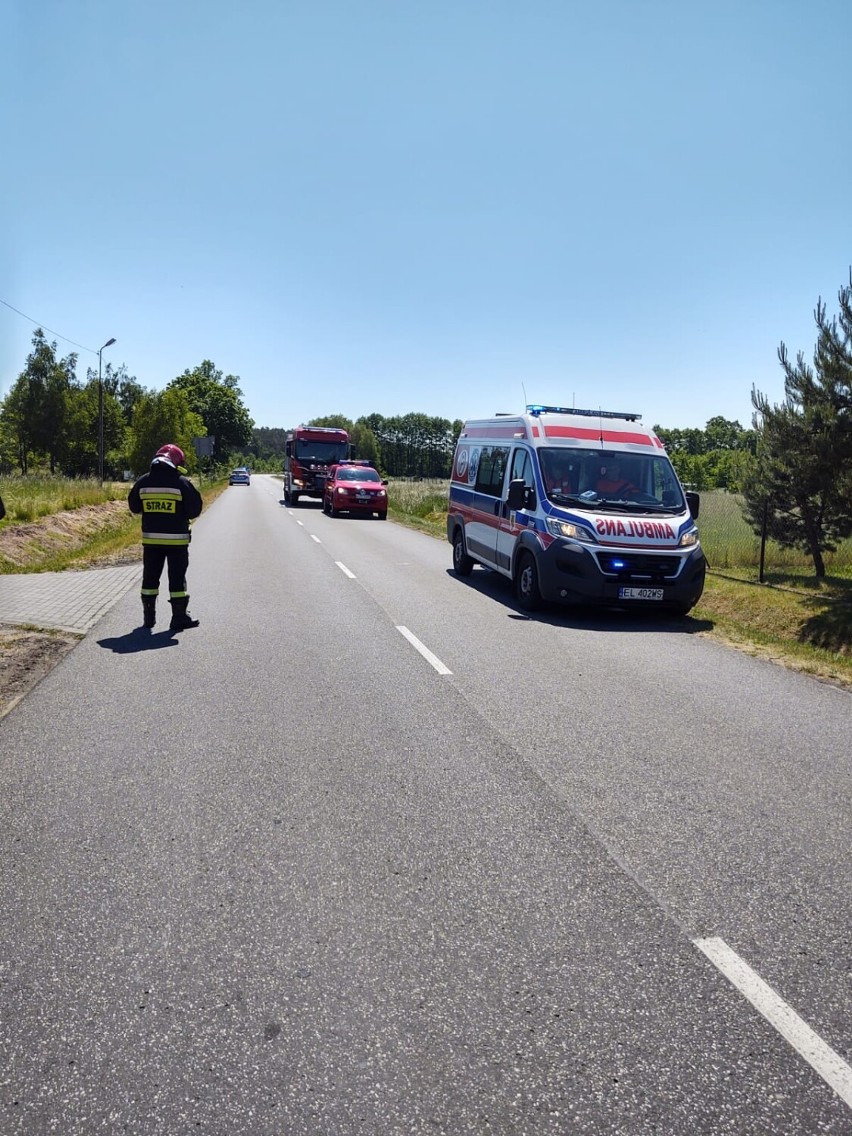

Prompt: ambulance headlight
[
  {"left": 547, "top": 518, "right": 596, "bottom": 543},
  {"left": 679, "top": 529, "right": 699, "bottom": 548}
]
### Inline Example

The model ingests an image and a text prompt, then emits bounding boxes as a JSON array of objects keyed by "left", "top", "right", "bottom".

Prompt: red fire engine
[{"left": 283, "top": 425, "right": 351, "bottom": 506}]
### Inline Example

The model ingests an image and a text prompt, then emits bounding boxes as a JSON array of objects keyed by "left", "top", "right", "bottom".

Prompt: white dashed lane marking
[
  {"left": 396, "top": 626, "right": 452, "bottom": 675},
  {"left": 694, "top": 937, "right": 852, "bottom": 1109}
]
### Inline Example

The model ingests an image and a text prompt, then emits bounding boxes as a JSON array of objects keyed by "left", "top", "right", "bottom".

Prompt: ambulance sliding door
[
  {"left": 466, "top": 445, "right": 509, "bottom": 569},
  {"left": 496, "top": 447, "right": 534, "bottom": 572}
]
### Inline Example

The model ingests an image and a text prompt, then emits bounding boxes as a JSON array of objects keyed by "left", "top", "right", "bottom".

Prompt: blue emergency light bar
[{"left": 526, "top": 405, "right": 641, "bottom": 422}]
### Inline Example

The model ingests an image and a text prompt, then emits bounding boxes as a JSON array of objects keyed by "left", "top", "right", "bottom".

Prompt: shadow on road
[
  {"left": 97, "top": 627, "right": 180, "bottom": 654},
  {"left": 446, "top": 567, "right": 713, "bottom": 634}
]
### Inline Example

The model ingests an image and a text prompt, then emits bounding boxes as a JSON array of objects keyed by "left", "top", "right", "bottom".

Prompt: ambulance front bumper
[{"left": 535, "top": 539, "right": 707, "bottom": 610}]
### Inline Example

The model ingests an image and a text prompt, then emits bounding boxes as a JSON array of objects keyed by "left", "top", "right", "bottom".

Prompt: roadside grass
[
  {"left": 0, "top": 474, "right": 229, "bottom": 573},
  {"left": 693, "top": 571, "right": 852, "bottom": 685},
  {"left": 387, "top": 478, "right": 448, "bottom": 537},
  {"left": 0, "top": 474, "right": 128, "bottom": 520}
]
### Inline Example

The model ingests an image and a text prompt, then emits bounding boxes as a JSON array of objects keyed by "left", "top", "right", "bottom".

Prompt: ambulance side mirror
[
  {"left": 507, "top": 478, "right": 535, "bottom": 511},
  {"left": 686, "top": 491, "right": 700, "bottom": 519}
]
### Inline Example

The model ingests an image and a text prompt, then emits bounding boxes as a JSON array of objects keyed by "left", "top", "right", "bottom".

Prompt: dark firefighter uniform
[{"left": 128, "top": 444, "right": 203, "bottom": 630}]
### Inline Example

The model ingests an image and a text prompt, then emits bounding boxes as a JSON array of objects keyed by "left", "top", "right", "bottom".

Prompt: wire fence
[
  {"left": 698, "top": 490, "right": 852, "bottom": 581},
  {"left": 392, "top": 481, "right": 852, "bottom": 583}
]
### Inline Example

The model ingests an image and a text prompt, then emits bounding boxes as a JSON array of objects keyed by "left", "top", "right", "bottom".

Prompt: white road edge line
[
  {"left": 694, "top": 936, "right": 852, "bottom": 1109},
  {"left": 336, "top": 562, "right": 356, "bottom": 579},
  {"left": 396, "top": 626, "right": 452, "bottom": 675}
]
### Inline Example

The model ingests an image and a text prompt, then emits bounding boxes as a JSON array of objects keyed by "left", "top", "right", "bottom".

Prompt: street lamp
[{"left": 98, "top": 337, "right": 116, "bottom": 484}]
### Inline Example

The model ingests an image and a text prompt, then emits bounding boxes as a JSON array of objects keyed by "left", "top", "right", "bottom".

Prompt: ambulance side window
[
  {"left": 475, "top": 446, "right": 510, "bottom": 497},
  {"left": 510, "top": 448, "right": 533, "bottom": 489}
]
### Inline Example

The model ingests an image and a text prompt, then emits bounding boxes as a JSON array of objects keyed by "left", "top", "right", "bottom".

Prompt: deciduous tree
[
  {"left": 168, "top": 361, "right": 254, "bottom": 459},
  {"left": 129, "top": 389, "right": 205, "bottom": 475}
]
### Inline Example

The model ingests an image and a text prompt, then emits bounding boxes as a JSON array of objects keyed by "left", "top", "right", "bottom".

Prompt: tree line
[
  {"left": 250, "top": 413, "right": 759, "bottom": 490},
  {"left": 0, "top": 332, "right": 254, "bottom": 477},
  {"left": 253, "top": 413, "right": 466, "bottom": 480}
]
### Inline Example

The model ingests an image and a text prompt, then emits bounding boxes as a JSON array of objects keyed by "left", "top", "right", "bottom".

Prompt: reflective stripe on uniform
[
  {"left": 139, "top": 486, "right": 183, "bottom": 499},
  {"left": 141, "top": 533, "right": 190, "bottom": 545}
]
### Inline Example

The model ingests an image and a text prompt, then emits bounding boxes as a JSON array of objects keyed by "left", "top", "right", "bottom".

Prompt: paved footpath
[{"left": 0, "top": 564, "right": 141, "bottom": 635}]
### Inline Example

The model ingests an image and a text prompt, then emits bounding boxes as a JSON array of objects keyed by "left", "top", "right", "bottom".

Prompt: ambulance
[{"left": 447, "top": 405, "right": 706, "bottom": 614}]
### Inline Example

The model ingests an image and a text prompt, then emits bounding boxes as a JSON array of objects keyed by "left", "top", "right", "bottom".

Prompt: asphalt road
[{"left": 1, "top": 475, "right": 849, "bottom": 1135}]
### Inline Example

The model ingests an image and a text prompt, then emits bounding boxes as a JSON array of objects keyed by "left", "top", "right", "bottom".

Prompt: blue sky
[{"left": 2, "top": 0, "right": 850, "bottom": 433}]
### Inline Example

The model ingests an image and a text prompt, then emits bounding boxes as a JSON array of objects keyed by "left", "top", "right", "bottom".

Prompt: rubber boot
[
  {"left": 169, "top": 597, "right": 200, "bottom": 631},
  {"left": 142, "top": 595, "right": 156, "bottom": 628}
]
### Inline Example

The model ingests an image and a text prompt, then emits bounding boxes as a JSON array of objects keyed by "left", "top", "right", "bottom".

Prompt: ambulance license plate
[{"left": 618, "top": 586, "right": 664, "bottom": 601}]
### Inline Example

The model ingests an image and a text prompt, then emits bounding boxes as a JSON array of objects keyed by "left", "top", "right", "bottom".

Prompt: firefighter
[{"left": 128, "top": 444, "right": 203, "bottom": 630}]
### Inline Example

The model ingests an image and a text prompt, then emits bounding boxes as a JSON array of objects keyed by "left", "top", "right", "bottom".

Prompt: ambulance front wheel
[
  {"left": 452, "top": 529, "right": 474, "bottom": 577},
  {"left": 515, "top": 551, "right": 542, "bottom": 611}
]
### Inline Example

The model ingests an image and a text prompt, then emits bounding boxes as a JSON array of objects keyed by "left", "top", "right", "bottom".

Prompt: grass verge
[
  {"left": 0, "top": 479, "right": 229, "bottom": 573},
  {"left": 692, "top": 570, "right": 852, "bottom": 686}
]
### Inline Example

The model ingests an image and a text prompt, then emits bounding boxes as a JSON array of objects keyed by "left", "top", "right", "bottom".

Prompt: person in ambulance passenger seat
[
  {"left": 595, "top": 459, "right": 638, "bottom": 498},
  {"left": 128, "top": 443, "right": 203, "bottom": 631},
  {"left": 544, "top": 455, "right": 575, "bottom": 498}
]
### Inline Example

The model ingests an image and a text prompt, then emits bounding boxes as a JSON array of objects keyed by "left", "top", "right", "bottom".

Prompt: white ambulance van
[{"left": 447, "top": 405, "right": 706, "bottom": 614}]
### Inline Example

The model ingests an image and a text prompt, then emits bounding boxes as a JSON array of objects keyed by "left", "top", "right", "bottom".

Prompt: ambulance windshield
[{"left": 538, "top": 448, "right": 685, "bottom": 511}]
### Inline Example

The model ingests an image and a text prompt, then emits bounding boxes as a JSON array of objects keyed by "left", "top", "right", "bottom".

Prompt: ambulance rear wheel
[
  {"left": 515, "top": 551, "right": 542, "bottom": 611},
  {"left": 453, "top": 530, "right": 474, "bottom": 577},
  {"left": 291, "top": 492, "right": 300, "bottom": 506}
]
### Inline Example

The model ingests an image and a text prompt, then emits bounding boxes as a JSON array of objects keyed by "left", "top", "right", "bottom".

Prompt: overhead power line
[{"left": 0, "top": 297, "right": 96, "bottom": 354}]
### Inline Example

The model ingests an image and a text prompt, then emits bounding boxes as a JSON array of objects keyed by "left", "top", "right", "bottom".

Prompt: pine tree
[{"left": 741, "top": 274, "right": 852, "bottom": 577}]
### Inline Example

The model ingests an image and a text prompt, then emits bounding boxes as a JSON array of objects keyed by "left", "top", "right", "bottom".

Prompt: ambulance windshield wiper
[
  {"left": 560, "top": 491, "right": 681, "bottom": 513},
  {"left": 549, "top": 491, "right": 587, "bottom": 504},
  {"left": 598, "top": 499, "right": 674, "bottom": 513}
]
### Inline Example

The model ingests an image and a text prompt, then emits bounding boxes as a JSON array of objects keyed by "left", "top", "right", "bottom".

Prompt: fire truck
[{"left": 283, "top": 425, "right": 351, "bottom": 506}]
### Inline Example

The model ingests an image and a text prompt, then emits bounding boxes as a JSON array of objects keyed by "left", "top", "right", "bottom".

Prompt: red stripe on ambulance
[{"left": 543, "top": 425, "right": 665, "bottom": 448}]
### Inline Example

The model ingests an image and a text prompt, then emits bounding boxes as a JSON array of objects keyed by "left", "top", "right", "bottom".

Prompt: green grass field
[{"left": 697, "top": 489, "right": 852, "bottom": 576}]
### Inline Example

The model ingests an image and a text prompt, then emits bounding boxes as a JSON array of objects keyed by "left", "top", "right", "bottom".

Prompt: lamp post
[{"left": 98, "top": 337, "right": 116, "bottom": 484}]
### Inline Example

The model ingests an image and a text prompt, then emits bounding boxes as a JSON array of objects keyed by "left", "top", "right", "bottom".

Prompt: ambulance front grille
[{"left": 597, "top": 553, "right": 682, "bottom": 580}]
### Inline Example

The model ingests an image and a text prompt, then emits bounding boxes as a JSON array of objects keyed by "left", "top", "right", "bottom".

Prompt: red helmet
[{"left": 153, "top": 443, "right": 186, "bottom": 468}]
